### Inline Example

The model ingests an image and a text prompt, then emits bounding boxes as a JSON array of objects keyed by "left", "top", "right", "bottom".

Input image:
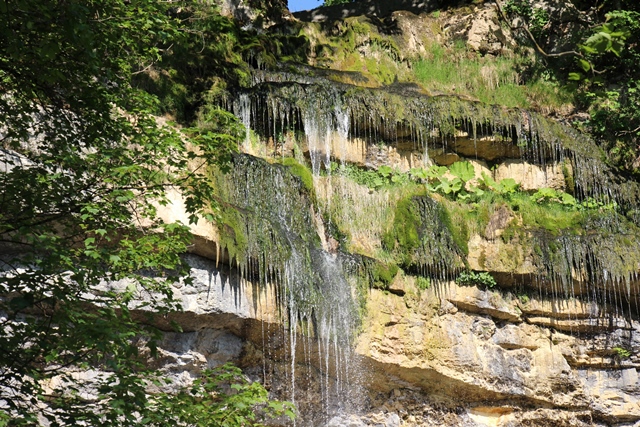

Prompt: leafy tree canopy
[
  {"left": 323, "top": 0, "right": 355, "bottom": 6},
  {"left": 0, "top": 0, "right": 291, "bottom": 425},
  {"left": 499, "top": 0, "right": 640, "bottom": 171}
]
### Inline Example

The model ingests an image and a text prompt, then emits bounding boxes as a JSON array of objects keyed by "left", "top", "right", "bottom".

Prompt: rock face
[
  {"left": 216, "top": 0, "right": 290, "bottom": 26},
  {"left": 153, "top": 178, "right": 640, "bottom": 426},
  {"left": 146, "top": 1, "right": 640, "bottom": 419},
  {"left": 116, "top": 1, "right": 640, "bottom": 426},
  {"left": 156, "top": 251, "right": 640, "bottom": 426}
]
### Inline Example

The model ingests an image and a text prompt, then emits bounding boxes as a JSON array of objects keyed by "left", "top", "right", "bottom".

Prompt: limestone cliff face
[
  {"left": 152, "top": 248, "right": 640, "bottom": 426},
  {"left": 157, "top": 152, "right": 640, "bottom": 426},
  {"left": 149, "top": 1, "right": 640, "bottom": 426}
]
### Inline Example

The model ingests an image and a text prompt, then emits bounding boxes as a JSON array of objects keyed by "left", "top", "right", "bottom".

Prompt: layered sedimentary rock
[
  {"left": 148, "top": 1, "right": 640, "bottom": 422},
  {"left": 23, "top": 1, "right": 638, "bottom": 426}
]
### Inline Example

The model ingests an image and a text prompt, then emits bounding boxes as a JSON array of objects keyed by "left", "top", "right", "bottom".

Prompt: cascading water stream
[
  {"left": 209, "top": 150, "right": 367, "bottom": 425},
  {"left": 220, "top": 72, "right": 640, "bottom": 424}
]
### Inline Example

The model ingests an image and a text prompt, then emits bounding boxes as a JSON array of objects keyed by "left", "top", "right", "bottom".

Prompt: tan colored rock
[
  {"left": 527, "top": 316, "right": 630, "bottom": 333},
  {"left": 330, "top": 134, "right": 367, "bottom": 166},
  {"left": 577, "top": 368, "right": 640, "bottom": 420},
  {"left": 468, "top": 406, "right": 515, "bottom": 427},
  {"left": 154, "top": 188, "right": 223, "bottom": 261},
  {"left": 356, "top": 285, "right": 589, "bottom": 409},
  {"left": 429, "top": 148, "right": 460, "bottom": 166},
  {"left": 484, "top": 205, "right": 513, "bottom": 240},
  {"left": 493, "top": 159, "right": 567, "bottom": 191},
  {"left": 447, "top": 285, "right": 522, "bottom": 322},
  {"left": 364, "top": 141, "right": 427, "bottom": 172},
  {"left": 466, "top": 7, "right": 515, "bottom": 55},
  {"left": 392, "top": 10, "right": 437, "bottom": 59},
  {"left": 467, "top": 233, "right": 536, "bottom": 274},
  {"left": 519, "top": 297, "right": 601, "bottom": 320},
  {"left": 449, "top": 134, "right": 522, "bottom": 161},
  {"left": 388, "top": 271, "right": 410, "bottom": 296},
  {"left": 492, "top": 323, "right": 548, "bottom": 350}
]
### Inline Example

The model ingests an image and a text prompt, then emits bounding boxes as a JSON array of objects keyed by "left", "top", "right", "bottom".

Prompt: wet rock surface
[{"left": 154, "top": 254, "right": 640, "bottom": 425}]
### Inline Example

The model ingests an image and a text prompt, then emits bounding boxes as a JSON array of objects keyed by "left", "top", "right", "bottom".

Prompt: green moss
[
  {"left": 392, "top": 198, "right": 422, "bottom": 254},
  {"left": 562, "top": 160, "right": 575, "bottom": 194},
  {"left": 437, "top": 204, "right": 469, "bottom": 256},
  {"left": 383, "top": 195, "right": 465, "bottom": 273},
  {"left": 477, "top": 251, "right": 486, "bottom": 269},
  {"left": 279, "top": 157, "right": 315, "bottom": 194},
  {"left": 533, "top": 244, "right": 543, "bottom": 256},
  {"left": 217, "top": 206, "right": 248, "bottom": 261},
  {"left": 501, "top": 219, "right": 518, "bottom": 243},
  {"left": 371, "top": 262, "right": 400, "bottom": 289}
]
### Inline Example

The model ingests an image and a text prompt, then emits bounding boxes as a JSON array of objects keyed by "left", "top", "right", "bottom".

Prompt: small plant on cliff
[
  {"left": 479, "top": 173, "right": 520, "bottom": 196},
  {"left": 324, "top": 0, "right": 354, "bottom": 5},
  {"left": 530, "top": 187, "right": 577, "bottom": 206},
  {"left": 416, "top": 276, "right": 431, "bottom": 290},
  {"left": 456, "top": 271, "right": 497, "bottom": 289},
  {"left": 330, "top": 162, "right": 412, "bottom": 190},
  {"left": 613, "top": 346, "right": 632, "bottom": 359}
]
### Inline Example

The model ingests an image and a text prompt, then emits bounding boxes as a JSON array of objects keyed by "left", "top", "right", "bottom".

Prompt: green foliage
[
  {"left": 501, "top": 2, "right": 640, "bottom": 169},
  {"left": 564, "top": 8, "right": 640, "bottom": 170},
  {"left": 324, "top": 0, "right": 354, "bottom": 5},
  {"left": 426, "top": 161, "right": 486, "bottom": 202},
  {"left": 0, "top": 0, "right": 287, "bottom": 424},
  {"left": 530, "top": 187, "right": 577, "bottom": 206},
  {"left": 306, "top": 15, "right": 406, "bottom": 85},
  {"left": 426, "top": 162, "right": 467, "bottom": 198},
  {"left": 503, "top": 0, "right": 549, "bottom": 39},
  {"left": 136, "top": 4, "right": 309, "bottom": 122},
  {"left": 416, "top": 276, "right": 431, "bottom": 290},
  {"left": 449, "top": 161, "right": 475, "bottom": 182},
  {"left": 412, "top": 42, "right": 571, "bottom": 111},
  {"left": 529, "top": 187, "right": 618, "bottom": 212},
  {"left": 613, "top": 346, "right": 632, "bottom": 359},
  {"left": 456, "top": 271, "right": 497, "bottom": 288},
  {"left": 502, "top": 0, "right": 532, "bottom": 17},
  {"left": 330, "top": 162, "right": 410, "bottom": 190},
  {"left": 479, "top": 173, "right": 520, "bottom": 196},
  {"left": 144, "top": 364, "right": 295, "bottom": 426}
]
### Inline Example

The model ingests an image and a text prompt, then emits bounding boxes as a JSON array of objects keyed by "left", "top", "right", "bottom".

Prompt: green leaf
[
  {"left": 449, "top": 161, "right": 475, "bottom": 182},
  {"left": 568, "top": 72, "right": 583, "bottom": 81},
  {"left": 378, "top": 165, "right": 392, "bottom": 177},
  {"left": 426, "top": 165, "right": 448, "bottom": 179},
  {"left": 585, "top": 31, "right": 612, "bottom": 53},
  {"left": 450, "top": 177, "right": 463, "bottom": 193},
  {"left": 578, "top": 58, "right": 591, "bottom": 72},
  {"left": 499, "top": 178, "right": 519, "bottom": 194},
  {"left": 409, "top": 167, "right": 428, "bottom": 180}
]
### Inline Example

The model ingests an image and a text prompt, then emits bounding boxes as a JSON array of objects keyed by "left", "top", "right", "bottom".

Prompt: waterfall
[{"left": 220, "top": 71, "right": 640, "bottom": 425}]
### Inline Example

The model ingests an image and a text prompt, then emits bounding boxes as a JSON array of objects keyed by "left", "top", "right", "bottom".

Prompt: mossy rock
[
  {"left": 384, "top": 195, "right": 465, "bottom": 275},
  {"left": 279, "top": 157, "right": 315, "bottom": 195}
]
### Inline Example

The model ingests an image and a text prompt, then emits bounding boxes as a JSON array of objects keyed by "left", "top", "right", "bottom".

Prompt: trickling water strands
[
  {"left": 209, "top": 154, "right": 365, "bottom": 420},
  {"left": 230, "top": 82, "right": 640, "bottom": 211},
  {"left": 529, "top": 226, "right": 640, "bottom": 314},
  {"left": 237, "top": 88, "right": 640, "bottom": 295}
]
